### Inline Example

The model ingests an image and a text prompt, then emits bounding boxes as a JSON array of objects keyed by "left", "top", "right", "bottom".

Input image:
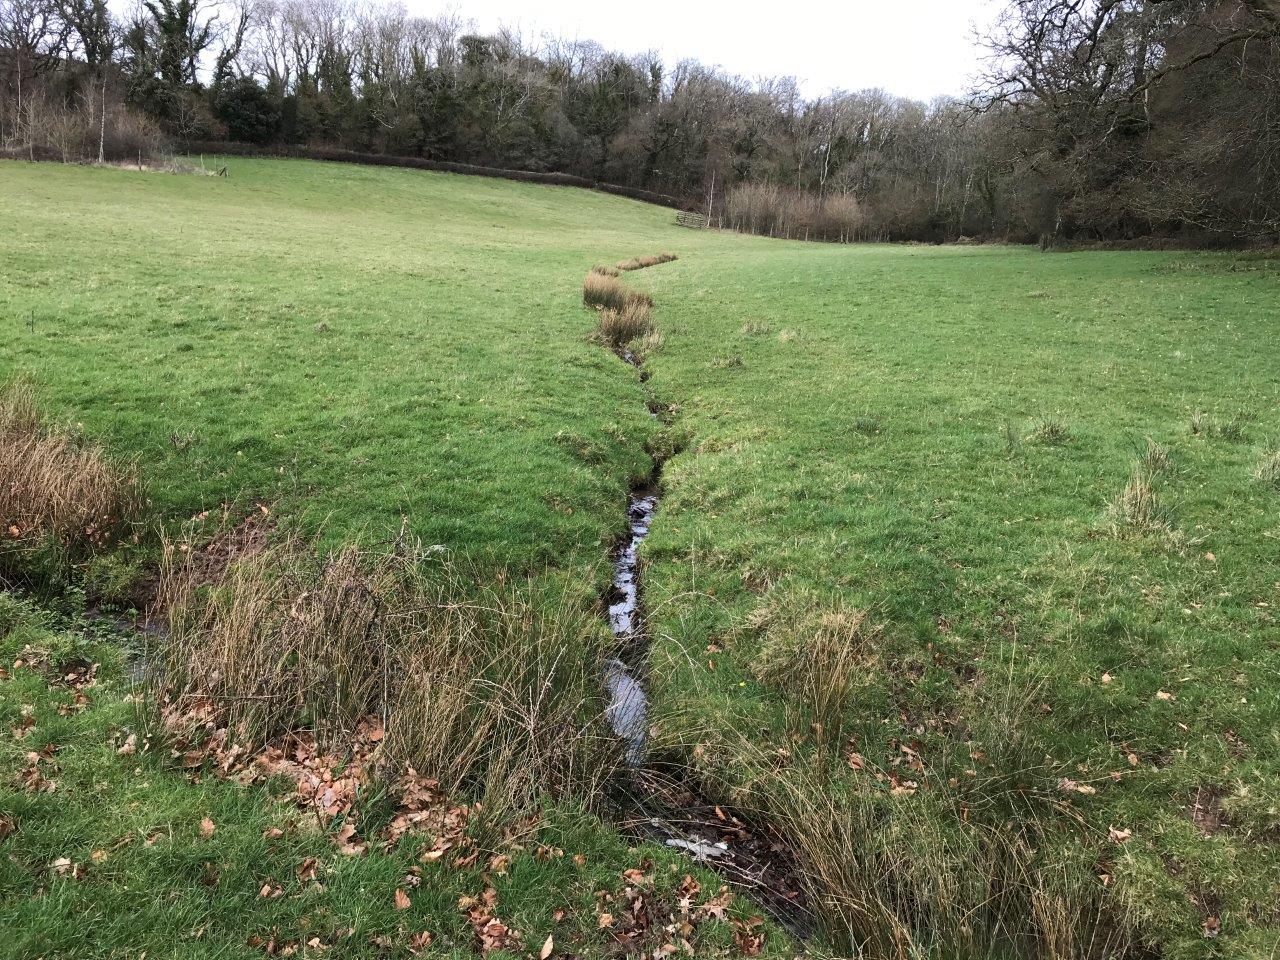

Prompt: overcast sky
[{"left": 406, "top": 0, "right": 1003, "bottom": 101}]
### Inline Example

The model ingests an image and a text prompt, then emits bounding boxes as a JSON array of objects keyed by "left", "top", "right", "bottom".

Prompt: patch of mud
[
  {"left": 624, "top": 770, "right": 812, "bottom": 933},
  {"left": 176, "top": 504, "right": 274, "bottom": 593},
  {"left": 1191, "top": 785, "right": 1228, "bottom": 836}
]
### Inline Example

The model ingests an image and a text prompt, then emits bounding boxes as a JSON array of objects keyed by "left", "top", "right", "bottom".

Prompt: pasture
[{"left": 1, "top": 157, "right": 1278, "bottom": 958}]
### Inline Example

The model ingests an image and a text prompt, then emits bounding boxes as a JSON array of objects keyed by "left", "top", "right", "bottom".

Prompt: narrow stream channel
[
  {"left": 604, "top": 490, "right": 658, "bottom": 765},
  {"left": 598, "top": 339, "right": 810, "bottom": 934}
]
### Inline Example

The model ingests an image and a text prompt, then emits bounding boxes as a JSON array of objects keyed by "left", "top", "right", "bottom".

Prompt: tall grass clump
[
  {"left": 681, "top": 654, "right": 1134, "bottom": 960},
  {"left": 1141, "top": 437, "right": 1172, "bottom": 474},
  {"left": 0, "top": 378, "right": 143, "bottom": 584},
  {"left": 752, "top": 599, "right": 877, "bottom": 754},
  {"left": 156, "top": 537, "right": 616, "bottom": 808},
  {"left": 1027, "top": 416, "right": 1071, "bottom": 446},
  {"left": 616, "top": 253, "right": 678, "bottom": 271},
  {"left": 1107, "top": 464, "right": 1169, "bottom": 536},
  {"left": 583, "top": 271, "right": 634, "bottom": 311},
  {"left": 595, "top": 300, "right": 653, "bottom": 349},
  {"left": 1255, "top": 448, "right": 1280, "bottom": 486},
  {"left": 589, "top": 263, "right": 620, "bottom": 278}
]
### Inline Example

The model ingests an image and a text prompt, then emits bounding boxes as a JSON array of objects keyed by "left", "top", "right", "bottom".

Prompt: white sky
[{"left": 412, "top": 0, "right": 1003, "bottom": 101}]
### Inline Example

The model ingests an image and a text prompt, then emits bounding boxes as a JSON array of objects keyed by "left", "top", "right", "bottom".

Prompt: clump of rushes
[
  {"left": 0, "top": 377, "right": 142, "bottom": 579},
  {"left": 1256, "top": 448, "right": 1280, "bottom": 486},
  {"left": 616, "top": 252, "right": 678, "bottom": 271},
  {"left": 589, "top": 263, "right": 620, "bottom": 278},
  {"left": 1027, "top": 415, "right": 1071, "bottom": 446},
  {"left": 1108, "top": 464, "right": 1169, "bottom": 535},
  {"left": 584, "top": 271, "right": 638, "bottom": 311},
  {"left": 595, "top": 300, "right": 654, "bottom": 349},
  {"left": 1141, "top": 437, "right": 1172, "bottom": 473},
  {"left": 156, "top": 537, "right": 616, "bottom": 809},
  {"left": 752, "top": 599, "right": 877, "bottom": 754}
]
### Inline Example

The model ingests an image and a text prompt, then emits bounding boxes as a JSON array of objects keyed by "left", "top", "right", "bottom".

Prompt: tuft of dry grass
[
  {"left": 1141, "top": 437, "right": 1172, "bottom": 474},
  {"left": 595, "top": 299, "right": 653, "bottom": 349},
  {"left": 589, "top": 263, "right": 620, "bottom": 278},
  {"left": 1255, "top": 448, "right": 1280, "bottom": 486},
  {"left": 616, "top": 252, "right": 678, "bottom": 271},
  {"left": 155, "top": 536, "right": 616, "bottom": 809},
  {"left": 753, "top": 599, "right": 877, "bottom": 754},
  {"left": 1107, "top": 464, "right": 1169, "bottom": 536},
  {"left": 583, "top": 271, "right": 641, "bottom": 312},
  {"left": 0, "top": 378, "right": 143, "bottom": 570}
]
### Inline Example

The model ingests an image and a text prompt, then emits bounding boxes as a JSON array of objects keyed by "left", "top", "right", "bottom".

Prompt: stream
[
  {"left": 598, "top": 345, "right": 810, "bottom": 933},
  {"left": 603, "top": 490, "right": 658, "bottom": 765}
]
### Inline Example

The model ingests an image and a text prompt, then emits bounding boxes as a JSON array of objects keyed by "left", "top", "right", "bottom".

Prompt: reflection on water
[{"left": 603, "top": 492, "right": 657, "bottom": 764}]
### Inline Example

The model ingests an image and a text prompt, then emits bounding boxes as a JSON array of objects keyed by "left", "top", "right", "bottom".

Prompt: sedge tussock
[
  {"left": 155, "top": 537, "right": 617, "bottom": 809},
  {"left": 0, "top": 377, "right": 142, "bottom": 574},
  {"left": 616, "top": 252, "right": 678, "bottom": 271},
  {"left": 595, "top": 300, "right": 653, "bottom": 349}
]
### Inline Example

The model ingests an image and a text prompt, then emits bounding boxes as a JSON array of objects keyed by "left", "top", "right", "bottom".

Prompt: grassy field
[{"left": 2, "top": 157, "right": 1278, "bottom": 958}]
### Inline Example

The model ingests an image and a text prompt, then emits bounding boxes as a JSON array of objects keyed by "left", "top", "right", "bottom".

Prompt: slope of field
[
  {"left": 1, "top": 158, "right": 668, "bottom": 569},
  {"left": 2, "top": 158, "right": 1278, "bottom": 958}
]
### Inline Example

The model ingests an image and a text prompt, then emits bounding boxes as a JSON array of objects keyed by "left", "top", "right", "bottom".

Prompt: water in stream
[{"left": 603, "top": 491, "right": 657, "bottom": 765}]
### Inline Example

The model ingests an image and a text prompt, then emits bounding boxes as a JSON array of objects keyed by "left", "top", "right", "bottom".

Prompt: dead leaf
[
  {"left": 408, "top": 931, "right": 433, "bottom": 953},
  {"left": 200, "top": 817, "right": 216, "bottom": 838},
  {"left": 1156, "top": 690, "right": 1176, "bottom": 701},
  {"left": 539, "top": 933, "right": 554, "bottom": 959},
  {"left": 394, "top": 888, "right": 412, "bottom": 911},
  {"left": 1108, "top": 826, "right": 1133, "bottom": 844},
  {"left": 1057, "top": 778, "right": 1097, "bottom": 795}
]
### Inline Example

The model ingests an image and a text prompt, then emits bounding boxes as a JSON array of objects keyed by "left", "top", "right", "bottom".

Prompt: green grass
[
  {"left": 2, "top": 157, "right": 1279, "bottom": 957},
  {"left": 1, "top": 158, "right": 666, "bottom": 568}
]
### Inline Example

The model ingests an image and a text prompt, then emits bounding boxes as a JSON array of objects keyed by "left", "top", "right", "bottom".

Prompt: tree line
[{"left": 2, "top": 0, "right": 1278, "bottom": 244}]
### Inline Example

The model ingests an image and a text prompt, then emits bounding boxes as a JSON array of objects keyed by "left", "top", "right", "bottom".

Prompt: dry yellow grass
[
  {"left": 0, "top": 378, "right": 142, "bottom": 560},
  {"left": 583, "top": 271, "right": 640, "bottom": 311},
  {"left": 616, "top": 252, "right": 678, "bottom": 271},
  {"left": 156, "top": 535, "right": 615, "bottom": 809},
  {"left": 595, "top": 300, "right": 653, "bottom": 349},
  {"left": 1107, "top": 464, "right": 1169, "bottom": 535}
]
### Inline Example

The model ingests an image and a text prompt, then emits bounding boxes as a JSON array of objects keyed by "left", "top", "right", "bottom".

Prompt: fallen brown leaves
[
  {"left": 159, "top": 701, "right": 471, "bottom": 858},
  {"left": 460, "top": 887, "right": 522, "bottom": 954},
  {"left": 595, "top": 866, "right": 757, "bottom": 956},
  {"left": 18, "top": 743, "right": 58, "bottom": 793}
]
